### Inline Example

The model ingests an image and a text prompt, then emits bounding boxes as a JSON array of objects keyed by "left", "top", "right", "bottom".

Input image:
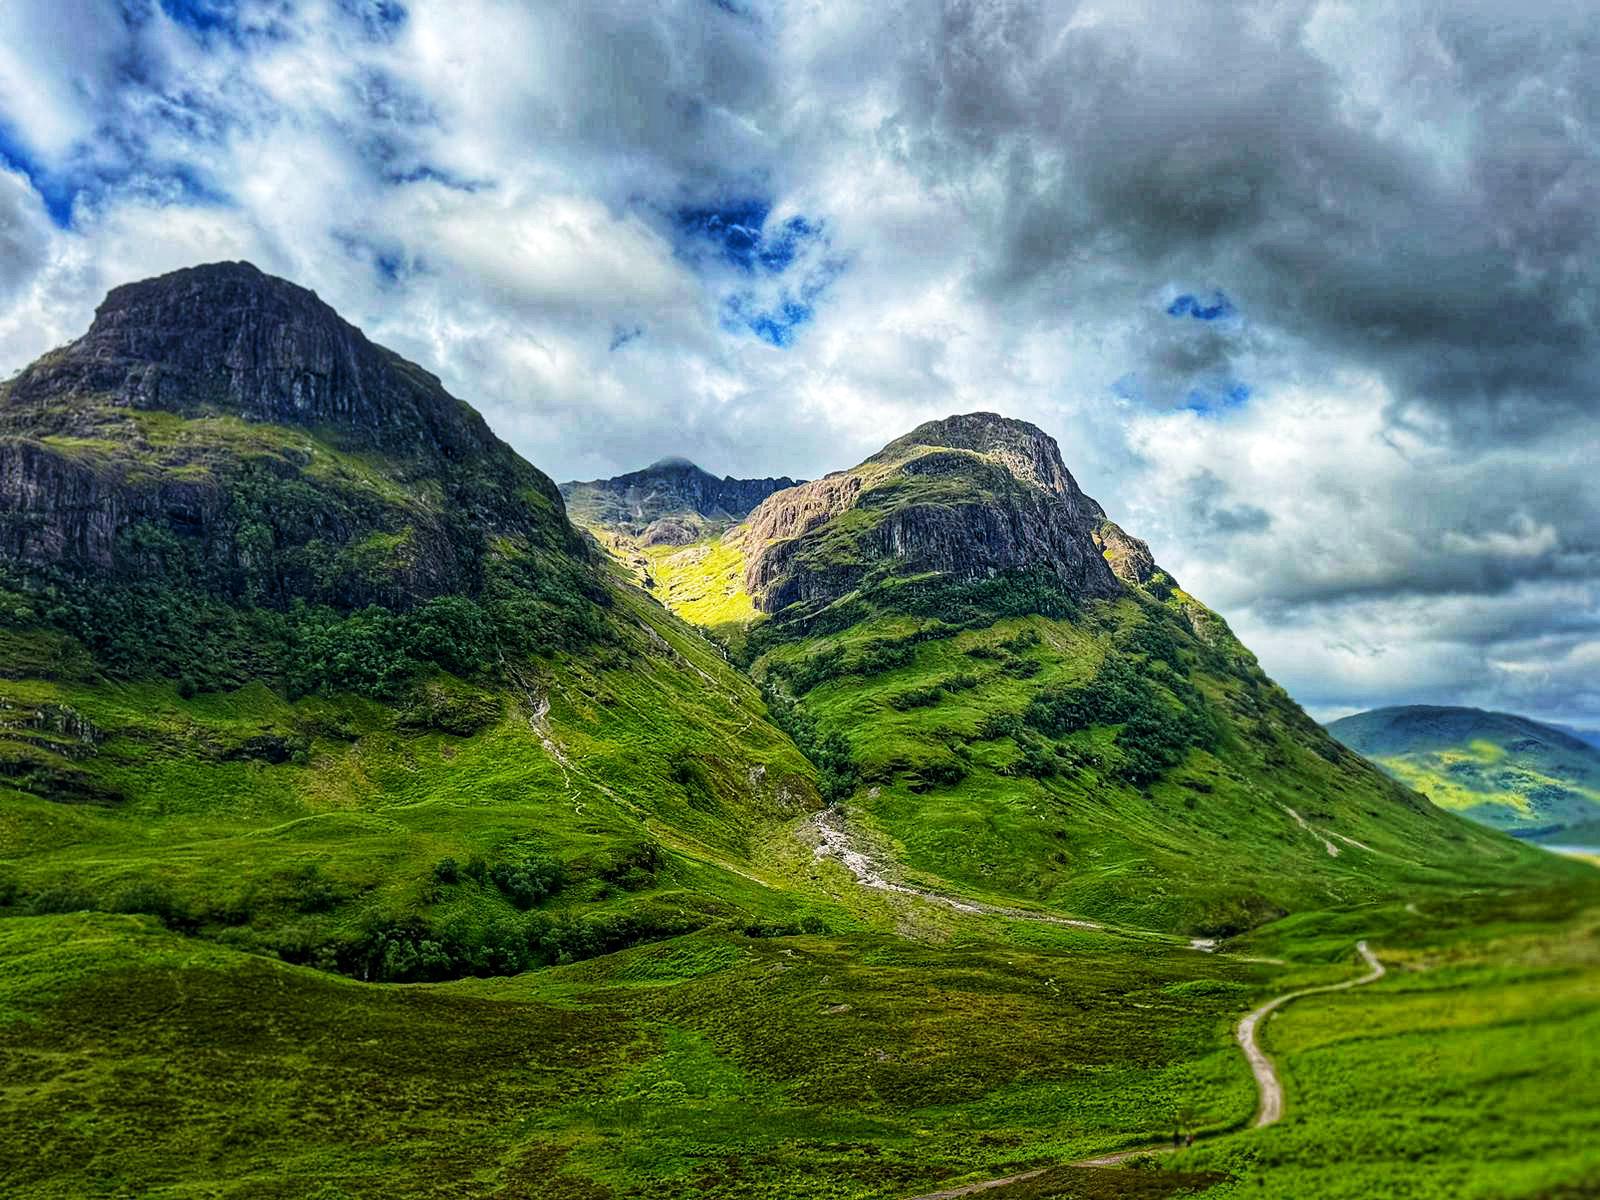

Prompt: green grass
[
  {"left": 0, "top": 909, "right": 1268, "bottom": 1199},
  {"left": 0, "top": 579, "right": 826, "bottom": 979},
  {"left": 738, "top": 596, "right": 1574, "bottom": 935},
  {"left": 1177, "top": 883, "right": 1600, "bottom": 1198},
  {"left": 1326, "top": 706, "right": 1600, "bottom": 837},
  {"left": 4, "top": 878, "right": 1597, "bottom": 1198}
]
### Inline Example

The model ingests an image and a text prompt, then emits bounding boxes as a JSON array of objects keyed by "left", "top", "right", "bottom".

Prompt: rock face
[
  {"left": 561, "top": 457, "right": 800, "bottom": 537},
  {"left": 5, "top": 262, "right": 515, "bottom": 463},
  {"left": 1091, "top": 519, "right": 1159, "bottom": 586},
  {"left": 0, "top": 261, "right": 585, "bottom": 608},
  {"left": 741, "top": 413, "right": 1126, "bottom": 613}
]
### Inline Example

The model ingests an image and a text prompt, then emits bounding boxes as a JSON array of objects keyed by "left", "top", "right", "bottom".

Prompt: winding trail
[
  {"left": 805, "top": 812, "right": 1392, "bottom": 1198},
  {"left": 1237, "top": 939, "right": 1385, "bottom": 1127},
  {"left": 902, "top": 942, "right": 1388, "bottom": 1198}
]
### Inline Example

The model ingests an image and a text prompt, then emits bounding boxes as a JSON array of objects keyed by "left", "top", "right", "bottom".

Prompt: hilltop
[{"left": 1327, "top": 705, "right": 1600, "bottom": 841}]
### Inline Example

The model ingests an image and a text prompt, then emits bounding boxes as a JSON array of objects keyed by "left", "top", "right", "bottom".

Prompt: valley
[{"left": 0, "top": 265, "right": 1595, "bottom": 1199}]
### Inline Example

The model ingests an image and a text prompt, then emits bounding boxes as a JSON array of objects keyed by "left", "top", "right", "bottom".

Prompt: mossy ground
[{"left": 4, "top": 505, "right": 1598, "bottom": 1196}]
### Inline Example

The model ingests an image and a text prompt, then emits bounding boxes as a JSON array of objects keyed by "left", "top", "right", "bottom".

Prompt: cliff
[{"left": 740, "top": 413, "right": 1124, "bottom": 613}]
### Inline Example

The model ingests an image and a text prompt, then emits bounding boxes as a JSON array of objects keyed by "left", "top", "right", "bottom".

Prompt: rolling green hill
[{"left": 1326, "top": 705, "right": 1600, "bottom": 842}]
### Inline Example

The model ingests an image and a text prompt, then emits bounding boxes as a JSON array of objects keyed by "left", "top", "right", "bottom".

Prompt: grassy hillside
[
  {"left": 0, "top": 573, "right": 827, "bottom": 981},
  {"left": 6, "top": 318, "right": 1597, "bottom": 1200},
  {"left": 592, "top": 417, "right": 1571, "bottom": 934},
  {"left": 743, "top": 584, "right": 1566, "bottom": 934},
  {"left": 1327, "top": 706, "right": 1600, "bottom": 840}
]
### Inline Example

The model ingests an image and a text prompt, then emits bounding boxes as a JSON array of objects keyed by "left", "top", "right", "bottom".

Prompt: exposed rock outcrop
[
  {"left": 0, "top": 261, "right": 586, "bottom": 608},
  {"left": 1092, "top": 519, "right": 1159, "bottom": 586},
  {"left": 4, "top": 261, "right": 513, "bottom": 465},
  {"left": 741, "top": 413, "right": 1125, "bottom": 613}
]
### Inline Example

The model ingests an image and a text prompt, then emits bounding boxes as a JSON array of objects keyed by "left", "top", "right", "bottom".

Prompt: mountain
[
  {"left": 561, "top": 457, "right": 800, "bottom": 545},
  {"left": 0, "top": 261, "right": 599, "bottom": 684},
  {"left": 741, "top": 413, "right": 1123, "bottom": 613},
  {"left": 0, "top": 261, "right": 821, "bottom": 976},
  {"left": 1, "top": 278, "right": 1592, "bottom": 1200},
  {"left": 1327, "top": 705, "right": 1600, "bottom": 841},
  {"left": 599, "top": 412, "right": 1560, "bottom": 932},
  {"left": 1554, "top": 723, "right": 1600, "bottom": 751}
]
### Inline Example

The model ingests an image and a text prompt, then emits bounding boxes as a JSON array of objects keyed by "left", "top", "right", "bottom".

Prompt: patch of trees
[
  {"left": 0, "top": 548, "right": 610, "bottom": 700},
  {"left": 759, "top": 684, "right": 859, "bottom": 802},
  {"left": 743, "top": 567, "right": 1081, "bottom": 661},
  {"left": 1018, "top": 654, "right": 1217, "bottom": 788}
]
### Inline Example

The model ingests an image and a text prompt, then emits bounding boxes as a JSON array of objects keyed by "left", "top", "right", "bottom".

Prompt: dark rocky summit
[
  {"left": 0, "top": 261, "right": 587, "bottom": 614},
  {"left": 5, "top": 261, "right": 512, "bottom": 463},
  {"left": 561, "top": 457, "right": 800, "bottom": 542},
  {"left": 740, "top": 413, "right": 1128, "bottom": 613}
]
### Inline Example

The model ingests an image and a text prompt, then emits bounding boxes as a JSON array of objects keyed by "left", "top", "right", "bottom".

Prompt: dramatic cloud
[{"left": 1, "top": 0, "right": 1598, "bottom": 727}]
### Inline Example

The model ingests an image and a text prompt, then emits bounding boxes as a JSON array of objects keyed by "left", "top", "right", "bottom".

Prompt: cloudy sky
[{"left": 2, "top": 0, "right": 1598, "bottom": 728}]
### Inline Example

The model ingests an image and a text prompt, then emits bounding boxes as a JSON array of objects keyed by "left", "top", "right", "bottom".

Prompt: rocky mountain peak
[
  {"left": 741, "top": 412, "right": 1126, "bottom": 613},
  {"left": 0, "top": 262, "right": 581, "bottom": 606},
  {"left": 874, "top": 412, "right": 1083, "bottom": 499},
  {"left": 560, "top": 458, "right": 802, "bottom": 543},
  {"left": 4, "top": 261, "right": 497, "bottom": 461}
]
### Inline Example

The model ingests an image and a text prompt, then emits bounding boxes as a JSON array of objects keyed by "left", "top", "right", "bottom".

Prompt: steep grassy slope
[
  {"left": 0, "top": 264, "right": 823, "bottom": 979},
  {"left": 1327, "top": 705, "right": 1600, "bottom": 840},
  {"left": 602, "top": 416, "right": 1572, "bottom": 934},
  {"left": 0, "top": 576, "right": 828, "bottom": 979}
]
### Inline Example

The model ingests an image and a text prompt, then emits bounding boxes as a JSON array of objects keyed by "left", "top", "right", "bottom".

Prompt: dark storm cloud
[{"left": 884, "top": 0, "right": 1600, "bottom": 440}]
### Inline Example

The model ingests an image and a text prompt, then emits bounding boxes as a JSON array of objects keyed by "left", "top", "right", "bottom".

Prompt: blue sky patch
[
  {"left": 675, "top": 199, "right": 772, "bottom": 271},
  {"left": 1167, "top": 290, "right": 1236, "bottom": 321},
  {"left": 1182, "top": 381, "right": 1252, "bottom": 415},
  {"left": 382, "top": 164, "right": 485, "bottom": 192},
  {"left": 674, "top": 198, "right": 838, "bottom": 346},
  {"left": 157, "top": 0, "right": 237, "bottom": 37},
  {"left": 0, "top": 126, "right": 73, "bottom": 227},
  {"left": 722, "top": 293, "right": 812, "bottom": 347}
]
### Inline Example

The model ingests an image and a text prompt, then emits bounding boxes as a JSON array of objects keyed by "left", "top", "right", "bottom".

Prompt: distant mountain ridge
[
  {"left": 1327, "top": 705, "right": 1600, "bottom": 840},
  {"left": 561, "top": 457, "right": 800, "bottom": 545}
]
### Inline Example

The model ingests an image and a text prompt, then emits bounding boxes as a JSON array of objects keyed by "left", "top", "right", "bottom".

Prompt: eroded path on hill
[
  {"left": 804, "top": 810, "right": 1392, "bottom": 1198},
  {"left": 1237, "top": 939, "right": 1385, "bottom": 1127},
  {"left": 901, "top": 941, "right": 1387, "bottom": 1198},
  {"left": 810, "top": 806, "right": 1108, "bottom": 930}
]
